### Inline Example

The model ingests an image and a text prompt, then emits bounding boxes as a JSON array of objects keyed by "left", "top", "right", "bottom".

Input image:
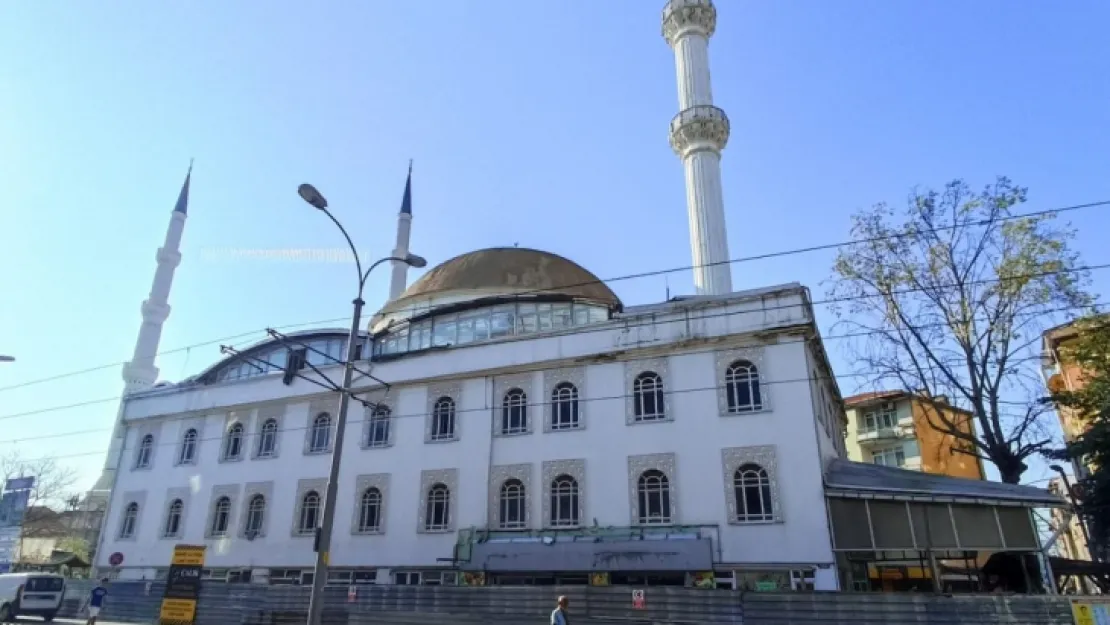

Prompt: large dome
[{"left": 379, "top": 247, "right": 621, "bottom": 318}]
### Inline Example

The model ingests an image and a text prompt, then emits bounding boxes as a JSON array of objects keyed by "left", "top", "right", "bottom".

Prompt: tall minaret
[
  {"left": 91, "top": 164, "right": 192, "bottom": 493},
  {"left": 388, "top": 161, "right": 414, "bottom": 301},
  {"left": 663, "top": 0, "right": 733, "bottom": 296}
]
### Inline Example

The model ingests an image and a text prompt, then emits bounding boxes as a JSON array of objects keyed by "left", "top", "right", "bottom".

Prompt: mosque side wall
[{"left": 98, "top": 291, "right": 836, "bottom": 584}]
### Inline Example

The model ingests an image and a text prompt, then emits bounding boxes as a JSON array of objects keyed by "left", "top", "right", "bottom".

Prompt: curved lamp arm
[{"left": 318, "top": 207, "right": 365, "bottom": 295}]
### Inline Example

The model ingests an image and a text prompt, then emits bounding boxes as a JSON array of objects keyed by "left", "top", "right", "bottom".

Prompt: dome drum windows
[
  {"left": 425, "top": 383, "right": 461, "bottom": 444},
  {"left": 351, "top": 473, "right": 389, "bottom": 535},
  {"left": 627, "top": 453, "right": 678, "bottom": 526},
  {"left": 624, "top": 358, "right": 671, "bottom": 425},
  {"left": 488, "top": 464, "right": 532, "bottom": 531},
  {"left": 721, "top": 446, "right": 781, "bottom": 525},
  {"left": 417, "top": 469, "right": 457, "bottom": 533},
  {"left": 544, "top": 368, "right": 585, "bottom": 433},
  {"left": 542, "top": 459, "right": 585, "bottom": 530},
  {"left": 715, "top": 349, "right": 769, "bottom": 416}
]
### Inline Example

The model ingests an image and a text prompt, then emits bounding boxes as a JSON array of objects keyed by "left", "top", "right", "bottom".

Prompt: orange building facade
[{"left": 843, "top": 391, "right": 986, "bottom": 480}]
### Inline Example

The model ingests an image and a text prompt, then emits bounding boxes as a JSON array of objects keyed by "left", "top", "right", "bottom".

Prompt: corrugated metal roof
[{"left": 824, "top": 459, "right": 1064, "bottom": 506}]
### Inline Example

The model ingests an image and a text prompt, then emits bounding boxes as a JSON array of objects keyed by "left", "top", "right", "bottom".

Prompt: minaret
[
  {"left": 91, "top": 164, "right": 192, "bottom": 493},
  {"left": 663, "top": 0, "right": 733, "bottom": 296},
  {"left": 388, "top": 161, "right": 414, "bottom": 301}
]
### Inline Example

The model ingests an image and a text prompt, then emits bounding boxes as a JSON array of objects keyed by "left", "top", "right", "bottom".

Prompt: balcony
[{"left": 856, "top": 426, "right": 912, "bottom": 446}]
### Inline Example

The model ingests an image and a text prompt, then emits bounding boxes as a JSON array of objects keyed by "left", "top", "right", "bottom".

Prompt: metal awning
[{"left": 460, "top": 536, "right": 714, "bottom": 572}]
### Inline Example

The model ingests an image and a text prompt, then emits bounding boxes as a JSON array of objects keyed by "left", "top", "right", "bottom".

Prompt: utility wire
[
  {"left": 0, "top": 266, "right": 1104, "bottom": 425},
  {"left": 1, "top": 199, "right": 1104, "bottom": 395}
]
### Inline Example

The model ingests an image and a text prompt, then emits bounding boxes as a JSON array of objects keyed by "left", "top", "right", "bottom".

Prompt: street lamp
[
  {"left": 298, "top": 183, "right": 425, "bottom": 625},
  {"left": 1049, "top": 464, "right": 1096, "bottom": 561}
]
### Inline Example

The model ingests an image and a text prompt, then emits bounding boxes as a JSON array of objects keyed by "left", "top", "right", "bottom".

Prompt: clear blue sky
[{"left": 1, "top": 1, "right": 1108, "bottom": 494}]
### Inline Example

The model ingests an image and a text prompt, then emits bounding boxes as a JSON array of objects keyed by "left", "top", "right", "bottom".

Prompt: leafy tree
[
  {"left": 1047, "top": 316, "right": 1110, "bottom": 560},
  {"left": 828, "top": 177, "right": 1092, "bottom": 483}
]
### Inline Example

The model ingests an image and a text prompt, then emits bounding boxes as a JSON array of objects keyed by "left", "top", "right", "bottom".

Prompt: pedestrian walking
[
  {"left": 550, "top": 595, "right": 570, "bottom": 625},
  {"left": 85, "top": 578, "right": 109, "bottom": 625}
]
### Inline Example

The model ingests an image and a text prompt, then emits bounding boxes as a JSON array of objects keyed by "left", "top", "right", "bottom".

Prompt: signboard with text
[
  {"left": 1072, "top": 598, "right": 1110, "bottom": 625},
  {"left": 159, "top": 545, "right": 205, "bottom": 625}
]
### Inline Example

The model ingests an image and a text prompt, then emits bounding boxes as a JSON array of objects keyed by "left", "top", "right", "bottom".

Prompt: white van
[{"left": 0, "top": 573, "right": 66, "bottom": 622}]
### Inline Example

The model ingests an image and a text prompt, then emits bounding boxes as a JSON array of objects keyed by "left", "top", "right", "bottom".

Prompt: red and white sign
[
  {"left": 631, "top": 589, "right": 645, "bottom": 609},
  {"left": 347, "top": 585, "right": 357, "bottom": 603},
  {"left": 108, "top": 552, "right": 124, "bottom": 567}
]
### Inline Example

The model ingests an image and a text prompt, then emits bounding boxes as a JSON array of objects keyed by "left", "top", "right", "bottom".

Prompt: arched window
[
  {"left": 366, "top": 405, "right": 391, "bottom": 448},
  {"left": 725, "top": 360, "right": 762, "bottom": 413},
  {"left": 257, "top": 418, "right": 278, "bottom": 458},
  {"left": 431, "top": 397, "right": 456, "bottom": 441},
  {"left": 135, "top": 434, "right": 154, "bottom": 469},
  {"left": 501, "top": 388, "right": 528, "bottom": 434},
  {"left": 298, "top": 491, "right": 320, "bottom": 534},
  {"left": 178, "top": 429, "right": 198, "bottom": 464},
  {"left": 244, "top": 494, "right": 266, "bottom": 537},
  {"left": 733, "top": 464, "right": 773, "bottom": 522},
  {"left": 499, "top": 479, "right": 526, "bottom": 529},
  {"left": 637, "top": 470, "right": 672, "bottom": 524},
  {"left": 425, "top": 484, "right": 450, "bottom": 531},
  {"left": 210, "top": 496, "right": 231, "bottom": 536},
  {"left": 163, "top": 499, "right": 183, "bottom": 538},
  {"left": 309, "top": 413, "right": 331, "bottom": 452},
  {"left": 550, "top": 382, "right": 579, "bottom": 430},
  {"left": 549, "top": 475, "right": 579, "bottom": 527},
  {"left": 223, "top": 423, "right": 244, "bottom": 460},
  {"left": 119, "top": 502, "right": 139, "bottom": 538},
  {"left": 633, "top": 372, "right": 666, "bottom": 421},
  {"left": 358, "top": 487, "right": 382, "bottom": 533}
]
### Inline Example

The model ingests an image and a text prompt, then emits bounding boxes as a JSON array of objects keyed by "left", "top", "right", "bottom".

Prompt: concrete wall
[{"left": 57, "top": 580, "right": 1077, "bottom": 625}]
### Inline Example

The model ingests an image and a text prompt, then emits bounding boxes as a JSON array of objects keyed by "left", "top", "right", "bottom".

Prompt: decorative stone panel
[
  {"left": 351, "top": 473, "right": 390, "bottom": 535},
  {"left": 416, "top": 468, "right": 458, "bottom": 534},
  {"left": 131, "top": 422, "right": 164, "bottom": 471},
  {"left": 714, "top": 347, "right": 771, "bottom": 416},
  {"left": 541, "top": 459, "right": 586, "bottom": 529},
  {"left": 160, "top": 487, "right": 191, "bottom": 540},
  {"left": 304, "top": 397, "right": 339, "bottom": 455},
  {"left": 662, "top": 0, "right": 717, "bottom": 47},
  {"left": 720, "top": 445, "right": 782, "bottom": 524},
  {"left": 292, "top": 477, "right": 327, "bottom": 537},
  {"left": 117, "top": 490, "right": 147, "bottom": 541},
  {"left": 493, "top": 373, "right": 535, "bottom": 437},
  {"left": 627, "top": 453, "right": 678, "bottom": 525},
  {"left": 240, "top": 481, "right": 274, "bottom": 539},
  {"left": 174, "top": 417, "right": 206, "bottom": 466},
  {"left": 360, "top": 392, "right": 397, "bottom": 449},
  {"left": 218, "top": 410, "right": 251, "bottom": 463},
  {"left": 253, "top": 404, "right": 286, "bottom": 460},
  {"left": 204, "top": 484, "right": 241, "bottom": 539},
  {"left": 425, "top": 382, "right": 462, "bottom": 444},
  {"left": 543, "top": 367, "right": 586, "bottom": 433},
  {"left": 488, "top": 464, "right": 533, "bottom": 530},
  {"left": 624, "top": 357, "right": 672, "bottom": 425}
]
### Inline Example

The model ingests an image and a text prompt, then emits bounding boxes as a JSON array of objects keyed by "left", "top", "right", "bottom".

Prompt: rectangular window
[
  {"left": 587, "top": 307, "right": 608, "bottom": 323},
  {"left": 871, "top": 447, "right": 906, "bottom": 467},
  {"left": 456, "top": 318, "right": 475, "bottom": 344},
  {"left": 433, "top": 316, "right": 457, "bottom": 347},
  {"left": 572, "top": 305, "right": 590, "bottom": 326},
  {"left": 490, "top": 306, "right": 515, "bottom": 338}
]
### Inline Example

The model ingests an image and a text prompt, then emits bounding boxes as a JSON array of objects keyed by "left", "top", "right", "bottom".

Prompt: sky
[{"left": 1, "top": 1, "right": 1108, "bottom": 496}]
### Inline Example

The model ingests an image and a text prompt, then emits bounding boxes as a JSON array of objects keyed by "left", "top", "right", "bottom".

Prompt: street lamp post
[
  {"left": 1049, "top": 464, "right": 1096, "bottom": 562},
  {"left": 298, "top": 183, "right": 426, "bottom": 625}
]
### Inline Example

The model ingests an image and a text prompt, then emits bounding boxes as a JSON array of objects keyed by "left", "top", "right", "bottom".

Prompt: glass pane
[
  {"left": 552, "top": 304, "right": 571, "bottom": 329},
  {"left": 587, "top": 307, "right": 608, "bottom": 323},
  {"left": 491, "top": 313, "right": 513, "bottom": 337},
  {"left": 519, "top": 314, "right": 538, "bottom": 334},
  {"left": 474, "top": 317, "right": 490, "bottom": 341},
  {"left": 433, "top": 318, "right": 456, "bottom": 347},
  {"left": 457, "top": 319, "right": 475, "bottom": 344},
  {"left": 269, "top": 349, "right": 288, "bottom": 371}
]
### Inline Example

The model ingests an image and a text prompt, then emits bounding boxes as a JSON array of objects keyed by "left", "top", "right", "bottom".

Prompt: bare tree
[
  {"left": 828, "top": 177, "right": 1092, "bottom": 483},
  {"left": 0, "top": 451, "right": 78, "bottom": 562}
]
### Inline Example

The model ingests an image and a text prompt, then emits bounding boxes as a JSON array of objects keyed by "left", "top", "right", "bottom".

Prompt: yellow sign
[
  {"left": 1072, "top": 598, "right": 1110, "bottom": 625},
  {"left": 590, "top": 573, "right": 610, "bottom": 586},
  {"left": 170, "top": 545, "right": 206, "bottom": 567},
  {"left": 159, "top": 598, "right": 196, "bottom": 622}
]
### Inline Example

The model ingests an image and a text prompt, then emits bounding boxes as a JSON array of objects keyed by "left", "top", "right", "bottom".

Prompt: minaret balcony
[
  {"left": 669, "top": 105, "right": 730, "bottom": 157},
  {"left": 662, "top": 0, "right": 717, "bottom": 46}
]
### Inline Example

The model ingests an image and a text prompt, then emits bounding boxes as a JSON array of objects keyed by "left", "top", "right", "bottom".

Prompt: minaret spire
[
  {"left": 663, "top": 0, "right": 733, "bottom": 295},
  {"left": 91, "top": 164, "right": 192, "bottom": 493},
  {"left": 388, "top": 161, "right": 414, "bottom": 301}
]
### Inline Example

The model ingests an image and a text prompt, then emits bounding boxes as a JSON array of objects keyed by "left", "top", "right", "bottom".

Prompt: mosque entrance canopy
[{"left": 824, "top": 459, "right": 1063, "bottom": 552}]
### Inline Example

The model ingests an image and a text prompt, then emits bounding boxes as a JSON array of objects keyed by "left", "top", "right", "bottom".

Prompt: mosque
[{"left": 90, "top": 0, "right": 1059, "bottom": 593}]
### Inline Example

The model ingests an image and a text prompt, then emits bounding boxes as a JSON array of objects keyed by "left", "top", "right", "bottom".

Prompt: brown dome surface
[{"left": 393, "top": 247, "right": 620, "bottom": 308}]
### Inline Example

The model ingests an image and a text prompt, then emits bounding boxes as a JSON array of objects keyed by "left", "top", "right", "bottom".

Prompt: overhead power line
[{"left": 0, "top": 199, "right": 1105, "bottom": 395}]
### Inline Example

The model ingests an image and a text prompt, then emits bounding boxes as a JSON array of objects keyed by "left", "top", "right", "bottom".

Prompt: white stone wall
[{"left": 98, "top": 287, "right": 838, "bottom": 582}]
